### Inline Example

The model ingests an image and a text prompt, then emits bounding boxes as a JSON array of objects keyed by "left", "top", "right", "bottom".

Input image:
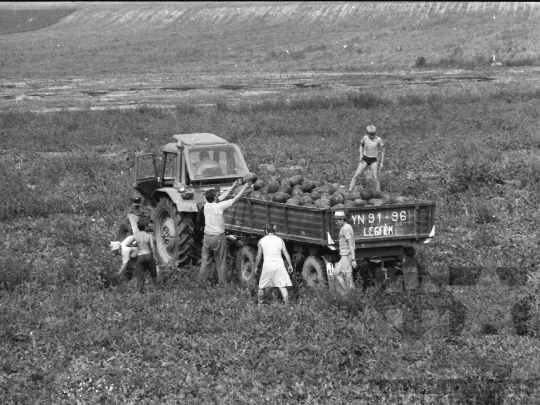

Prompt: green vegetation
[
  {"left": 2, "top": 2, "right": 540, "bottom": 403},
  {"left": 2, "top": 85, "right": 540, "bottom": 402}
]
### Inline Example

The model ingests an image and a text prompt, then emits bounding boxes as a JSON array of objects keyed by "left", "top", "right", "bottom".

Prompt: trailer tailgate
[{"left": 224, "top": 198, "right": 436, "bottom": 248}]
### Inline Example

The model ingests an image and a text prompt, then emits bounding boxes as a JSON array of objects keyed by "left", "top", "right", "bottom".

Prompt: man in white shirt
[{"left": 198, "top": 180, "right": 253, "bottom": 287}]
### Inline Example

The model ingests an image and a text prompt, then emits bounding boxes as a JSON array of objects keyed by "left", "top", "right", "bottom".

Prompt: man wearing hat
[
  {"left": 349, "top": 124, "right": 385, "bottom": 193},
  {"left": 198, "top": 180, "right": 253, "bottom": 287},
  {"left": 333, "top": 210, "right": 358, "bottom": 294}
]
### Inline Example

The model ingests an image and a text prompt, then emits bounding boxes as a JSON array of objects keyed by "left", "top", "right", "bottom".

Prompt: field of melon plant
[
  {"left": 2, "top": 2, "right": 540, "bottom": 403},
  {"left": 2, "top": 81, "right": 540, "bottom": 403}
]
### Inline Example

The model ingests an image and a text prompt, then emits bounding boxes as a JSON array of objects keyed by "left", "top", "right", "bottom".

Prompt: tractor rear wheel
[
  {"left": 155, "top": 198, "right": 199, "bottom": 266},
  {"left": 302, "top": 255, "right": 327, "bottom": 287},
  {"left": 236, "top": 245, "right": 258, "bottom": 286}
]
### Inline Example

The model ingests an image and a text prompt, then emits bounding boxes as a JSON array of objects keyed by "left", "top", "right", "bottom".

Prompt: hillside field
[{"left": 1, "top": 2, "right": 540, "bottom": 404}]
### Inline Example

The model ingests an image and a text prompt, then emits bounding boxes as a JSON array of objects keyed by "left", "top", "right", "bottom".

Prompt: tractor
[{"left": 117, "top": 133, "right": 251, "bottom": 267}]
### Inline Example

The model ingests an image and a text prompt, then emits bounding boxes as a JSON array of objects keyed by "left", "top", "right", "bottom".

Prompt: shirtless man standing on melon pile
[{"left": 349, "top": 125, "right": 385, "bottom": 193}]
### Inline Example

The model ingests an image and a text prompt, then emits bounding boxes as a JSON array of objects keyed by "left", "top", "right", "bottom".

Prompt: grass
[
  {"left": 2, "top": 85, "right": 540, "bottom": 402},
  {"left": 2, "top": 2, "right": 540, "bottom": 402},
  {"left": 1, "top": 2, "right": 540, "bottom": 78}
]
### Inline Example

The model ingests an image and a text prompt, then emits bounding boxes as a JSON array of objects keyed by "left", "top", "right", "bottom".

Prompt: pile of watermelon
[{"left": 242, "top": 174, "right": 415, "bottom": 209}]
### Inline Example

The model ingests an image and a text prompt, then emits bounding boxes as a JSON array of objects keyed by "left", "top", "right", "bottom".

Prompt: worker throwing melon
[{"left": 349, "top": 125, "right": 385, "bottom": 193}]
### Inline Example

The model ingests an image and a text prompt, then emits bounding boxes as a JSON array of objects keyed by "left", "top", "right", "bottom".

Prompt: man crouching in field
[
  {"left": 110, "top": 238, "right": 138, "bottom": 283},
  {"left": 119, "top": 220, "right": 159, "bottom": 293}
]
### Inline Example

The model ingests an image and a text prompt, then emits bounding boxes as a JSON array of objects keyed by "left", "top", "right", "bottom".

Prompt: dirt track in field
[{"left": 0, "top": 67, "right": 537, "bottom": 113}]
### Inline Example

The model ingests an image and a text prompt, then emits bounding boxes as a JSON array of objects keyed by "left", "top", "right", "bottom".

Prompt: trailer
[
  {"left": 225, "top": 197, "right": 436, "bottom": 287},
  {"left": 121, "top": 132, "right": 437, "bottom": 290}
]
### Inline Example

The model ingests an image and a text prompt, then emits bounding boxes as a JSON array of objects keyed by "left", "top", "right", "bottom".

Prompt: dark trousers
[
  {"left": 135, "top": 254, "right": 157, "bottom": 293},
  {"left": 199, "top": 233, "right": 228, "bottom": 286}
]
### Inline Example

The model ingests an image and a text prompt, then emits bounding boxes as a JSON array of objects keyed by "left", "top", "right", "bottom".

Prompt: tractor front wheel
[{"left": 154, "top": 198, "right": 199, "bottom": 266}]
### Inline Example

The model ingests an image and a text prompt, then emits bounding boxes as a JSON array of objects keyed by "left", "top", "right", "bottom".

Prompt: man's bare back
[{"left": 133, "top": 231, "right": 155, "bottom": 256}]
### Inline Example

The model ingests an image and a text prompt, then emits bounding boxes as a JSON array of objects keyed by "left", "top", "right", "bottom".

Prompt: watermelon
[
  {"left": 253, "top": 179, "right": 265, "bottom": 190},
  {"left": 320, "top": 183, "right": 336, "bottom": 195},
  {"left": 259, "top": 187, "right": 269, "bottom": 195},
  {"left": 270, "top": 175, "right": 281, "bottom": 185},
  {"left": 302, "top": 195, "right": 314, "bottom": 205},
  {"left": 290, "top": 175, "right": 304, "bottom": 186},
  {"left": 310, "top": 191, "right": 321, "bottom": 201},
  {"left": 360, "top": 189, "right": 374, "bottom": 200},
  {"left": 251, "top": 191, "right": 264, "bottom": 200},
  {"left": 330, "top": 193, "right": 344, "bottom": 206},
  {"left": 301, "top": 181, "right": 314, "bottom": 193},
  {"left": 354, "top": 199, "right": 367, "bottom": 207},
  {"left": 278, "top": 184, "right": 292, "bottom": 194},
  {"left": 369, "top": 198, "right": 384, "bottom": 206},
  {"left": 348, "top": 191, "right": 361, "bottom": 201},
  {"left": 242, "top": 172, "right": 258, "bottom": 185},
  {"left": 286, "top": 198, "right": 301, "bottom": 206},
  {"left": 321, "top": 198, "right": 333, "bottom": 207},
  {"left": 291, "top": 188, "right": 303, "bottom": 197},
  {"left": 272, "top": 192, "right": 289, "bottom": 203},
  {"left": 336, "top": 186, "right": 348, "bottom": 198},
  {"left": 267, "top": 180, "right": 280, "bottom": 193}
]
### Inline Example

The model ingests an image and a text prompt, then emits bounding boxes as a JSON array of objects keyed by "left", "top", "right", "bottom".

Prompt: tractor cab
[{"left": 134, "top": 133, "right": 249, "bottom": 206}]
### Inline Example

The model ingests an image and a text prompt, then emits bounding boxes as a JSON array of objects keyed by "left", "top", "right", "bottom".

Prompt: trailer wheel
[
  {"left": 117, "top": 220, "right": 132, "bottom": 242},
  {"left": 155, "top": 198, "right": 198, "bottom": 266},
  {"left": 236, "top": 245, "right": 257, "bottom": 286},
  {"left": 302, "top": 255, "right": 327, "bottom": 287}
]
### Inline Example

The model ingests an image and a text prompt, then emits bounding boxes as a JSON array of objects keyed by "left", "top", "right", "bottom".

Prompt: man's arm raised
[
  {"left": 218, "top": 180, "right": 239, "bottom": 202},
  {"left": 229, "top": 182, "right": 253, "bottom": 205}
]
